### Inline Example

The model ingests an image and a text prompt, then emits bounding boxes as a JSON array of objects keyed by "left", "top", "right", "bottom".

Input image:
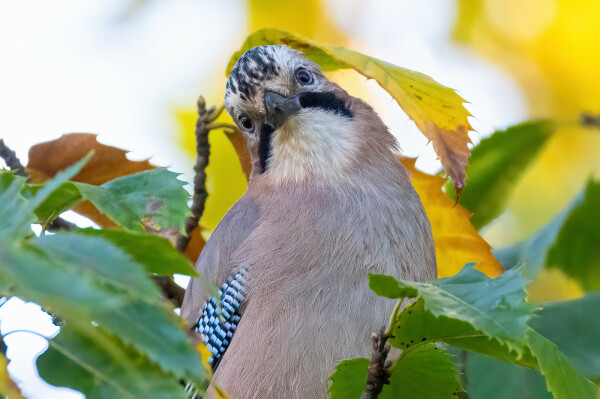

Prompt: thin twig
[
  {"left": 176, "top": 96, "right": 226, "bottom": 254},
  {"left": 0, "top": 138, "right": 27, "bottom": 177},
  {"left": 165, "top": 96, "right": 229, "bottom": 310},
  {"left": 47, "top": 217, "right": 77, "bottom": 231},
  {"left": 153, "top": 276, "right": 185, "bottom": 307}
]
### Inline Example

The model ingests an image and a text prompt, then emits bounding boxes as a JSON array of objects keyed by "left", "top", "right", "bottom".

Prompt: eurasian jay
[{"left": 181, "top": 45, "right": 437, "bottom": 399}]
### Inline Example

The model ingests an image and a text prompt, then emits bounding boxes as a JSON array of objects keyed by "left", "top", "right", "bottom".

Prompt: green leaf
[
  {"left": 0, "top": 173, "right": 32, "bottom": 238},
  {"left": 74, "top": 183, "right": 144, "bottom": 231},
  {"left": 495, "top": 178, "right": 600, "bottom": 286},
  {"left": 375, "top": 263, "right": 597, "bottom": 398},
  {"left": 546, "top": 179, "right": 600, "bottom": 290},
  {"left": 25, "top": 153, "right": 91, "bottom": 213},
  {"left": 37, "top": 326, "right": 189, "bottom": 399},
  {"left": 100, "top": 168, "right": 190, "bottom": 232},
  {"left": 24, "top": 180, "right": 144, "bottom": 231},
  {"left": 327, "top": 346, "right": 461, "bottom": 399},
  {"left": 0, "top": 242, "right": 119, "bottom": 320},
  {"left": 26, "top": 182, "right": 83, "bottom": 225},
  {"left": 526, "top": 330, "right": 598, "bottom": 399},
  {"left": 450, "top": 301, "right": 598, "bottom": 399},
  {"left": 22, "top": 168, "right": 191, "bottom": 232},
  {"left": 0, "top": 239, "right": 205, "bottom": 386},
  {"left": 327, "top": 358, "right": 369, "bottom": 399},
  {"left": 33, "top": 233, "right": 160, "bottom": 302},
  {"left": 0, "top": 154, "right": 90, "bottom": 237},
  {"left": 461, "top": 352, "right": 551, "bottom": 399},
  {"left": 370, "top": 264, "right": 534, "bottom": 355},
  {"left": 531, "top": 294, "right": 600, "bottom": 379},
  {"left": 390, "top": 299, "right": 537, "bottom": 368},
  {"left": 229, "top": 29, "right": 473, "bottom": 190},
  {"left": 380, "top": 344, "right": 462, "bottom": 399},
  {"left": 448, "top": 121, "right": 555, "bottom": 229},
  {"left": 368, "top": 274, "right": 418, "bottom": 299},
  {"left": 75, "top": 228, "right": 199, "bottom": 277}
]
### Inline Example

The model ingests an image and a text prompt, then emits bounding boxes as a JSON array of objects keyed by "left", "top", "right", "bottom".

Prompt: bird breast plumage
[{"left": 202, "top": 165, "right": 436, "bottom": 399}]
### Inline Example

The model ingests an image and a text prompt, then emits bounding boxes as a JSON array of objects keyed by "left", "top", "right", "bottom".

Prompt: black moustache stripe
[
  {"left": 258, "top": 123, "right": 275, "bottom": 173},
  {"left": 298, "top": 92, "right": 353, "bottom": 118}
]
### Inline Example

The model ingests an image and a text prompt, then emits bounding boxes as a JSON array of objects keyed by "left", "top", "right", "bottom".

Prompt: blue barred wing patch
[{"left": 195, "top": 269, "right": 247, "bottom": 370}]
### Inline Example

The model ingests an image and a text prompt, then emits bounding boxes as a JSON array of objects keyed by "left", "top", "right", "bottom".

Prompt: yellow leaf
[
  {"left": 197, "top": 343, "right": 229, "bottom": 399},
  {"left": 0, "top": 353, "right": 25, "bottom": 399},
  {"left": 526, "top": 268, "right": 583, "bottom": 303},
  {"left": 453, "top": 0, "right": 600, "bottom": 233},
  {"left": 227, "top": 29, "right": 473, "bottom": 192},
  {"left": 400, "top": 158, "right": 503, "bottom": 278},
  {"left": 197, "top": 343, "right": 213, "bottom": 375},
  {"left": 248, "top": 0, "right": 345, "bottom": 44}
]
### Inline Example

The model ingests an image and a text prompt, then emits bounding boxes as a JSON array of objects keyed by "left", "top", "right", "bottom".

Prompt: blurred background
[{"left": 0, "top": 0, "right": 599, "bottom": 397}]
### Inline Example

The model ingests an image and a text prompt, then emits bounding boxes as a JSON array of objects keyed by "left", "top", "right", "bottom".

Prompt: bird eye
[
  {"left": 239, "top": 115, "right": 254, "bottom": 132},
  {"left": 295, "top": 67, "right": 314, "bottom": 85}
]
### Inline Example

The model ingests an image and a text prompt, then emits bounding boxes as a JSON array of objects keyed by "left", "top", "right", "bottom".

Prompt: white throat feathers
[{"left": 266, "top": 108, "right": 358, "bottom": 185}]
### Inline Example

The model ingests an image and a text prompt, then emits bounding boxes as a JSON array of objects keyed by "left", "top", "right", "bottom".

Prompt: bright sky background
[{"left": 0, "top": 0, "right": 527, "bottom": 397}]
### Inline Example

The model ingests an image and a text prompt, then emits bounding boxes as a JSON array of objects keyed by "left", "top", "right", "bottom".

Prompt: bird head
[{"left": 225, "top": 45, "right": 397, "bottom": 185}]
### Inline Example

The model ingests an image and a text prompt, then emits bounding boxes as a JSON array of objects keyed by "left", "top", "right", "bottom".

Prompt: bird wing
[
  {"left": 196, "top": 269, "right": 247, "bottom": 370},
  {"left": 180, "top": 196, "right": 259, "bottom": 325}
]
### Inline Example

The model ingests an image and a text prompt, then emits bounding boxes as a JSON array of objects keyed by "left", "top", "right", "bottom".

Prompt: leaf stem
[{"left": 384, "top": 298, "right": 403, "bottom": 337}]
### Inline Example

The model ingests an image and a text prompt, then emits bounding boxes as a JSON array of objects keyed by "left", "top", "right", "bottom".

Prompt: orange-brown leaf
[
  {"left": 26, "top": 133, "right": 155, "bottom": 185},
  {"left": 184, "top": 226, "right": 206, "bottom": 264},
  {"left": 224, "top": 130, "right": 252, "bottom": 180},
  {"left": 425, "top": 122, "right": 471, "bottom": 195},
  {"left": 72, "top": 201, "right": 117, "bottom": 228},
  {"left": 400, "top": 157, "right": 502, "bottom": 278}
]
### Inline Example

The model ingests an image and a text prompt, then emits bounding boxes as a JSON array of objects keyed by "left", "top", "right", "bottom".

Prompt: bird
[{"left": 181, "top": 45, "right": 437, "bottom": 399}]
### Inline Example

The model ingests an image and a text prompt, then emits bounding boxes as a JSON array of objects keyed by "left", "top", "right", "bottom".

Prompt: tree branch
[
  {"left": 362, "top": 298, "right": 405, "bottom": 398},
  {"left": 47, "top": 217, "right": 77, "bottom": 231},
  {"left": 0, "top": 138, "right": 27, "bottom": 177},
  {"left": 163, "top": 96, "right": 232, "bottom": 311},
  {"left": 176, "top": 96, "right": 225, "bottom": 254},
  {"left": 153, "top": 276, "right": 185, "bottom": 307},
  {"left": 363, "top": 328, "right": 392, "bottom": 399}
]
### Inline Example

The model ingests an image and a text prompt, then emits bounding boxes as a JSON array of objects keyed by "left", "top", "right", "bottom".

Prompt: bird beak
[{"left": 264, "top": 91, "right": 302, "bottom": 130}]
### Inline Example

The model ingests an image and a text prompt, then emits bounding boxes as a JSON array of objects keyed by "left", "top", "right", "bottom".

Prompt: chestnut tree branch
[
  {"left": 0, "top": 138, "right": 27, "bottom": 177},
  {"left": 176, "top": 97, "right": 226, "bottom": 254},
  {"left": 167, "top": 97, "right": 234, "bottom": 311}
]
